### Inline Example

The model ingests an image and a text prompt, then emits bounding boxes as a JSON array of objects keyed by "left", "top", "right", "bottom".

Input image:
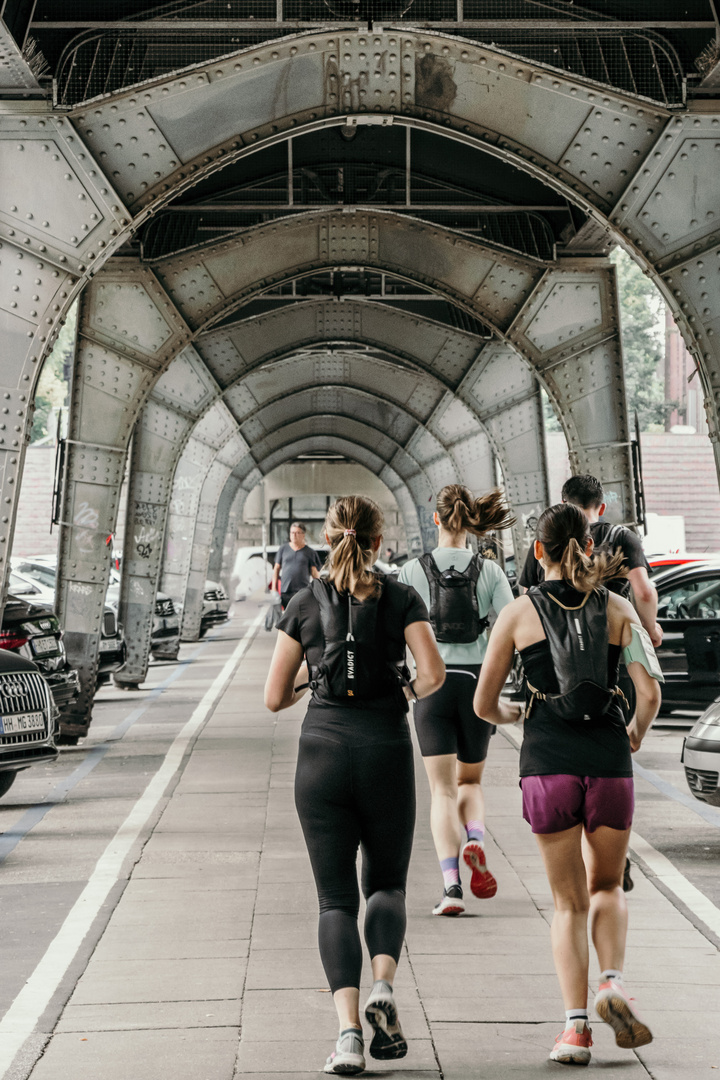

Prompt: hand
[
  {"left": 649, "top": 623, "right": 663, "bottom": 648},
  {"left": 627, "top": 722, "right": 642, "bottom": 753}
]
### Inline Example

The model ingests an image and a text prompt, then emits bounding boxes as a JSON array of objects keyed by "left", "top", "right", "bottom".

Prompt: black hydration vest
[
  {"left": 526, "top": 583, "right": 625, "bottom": 723},
  {"left": 419, "top": 552, "right": 488, "bottom": 644},
  {"left": 307, "top": 577, "right": 410, "bottom": 704}
]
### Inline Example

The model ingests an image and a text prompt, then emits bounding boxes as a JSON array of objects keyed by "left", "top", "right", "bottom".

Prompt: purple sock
[
  {"left": 440, "top": 857, "right": 460, "bottom": 889},
  {"left": 465, "top": 820, "right": 484, "bottom": 842}
]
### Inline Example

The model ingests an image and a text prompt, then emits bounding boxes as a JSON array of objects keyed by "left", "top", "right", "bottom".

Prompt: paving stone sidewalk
[{"left": 28, "top": 627, "right": 720, "bottom": 1079}]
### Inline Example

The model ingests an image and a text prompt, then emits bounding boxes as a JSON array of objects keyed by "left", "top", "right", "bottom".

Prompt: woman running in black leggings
[
  {"left": 475, "top": 504, "right": 662, "bottom": 1068},
  {"left": 265, "top": 496, "right": 445, "bottom": 1076}
]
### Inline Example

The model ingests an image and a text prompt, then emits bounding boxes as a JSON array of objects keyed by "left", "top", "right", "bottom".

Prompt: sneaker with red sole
[
  {"left": 549, "top": 1020, "right": 593, "bottom": 1065},
  {"left": 594, "top": 980, "right": 652, "bottom": 1049},
  {"left": 461, "top": 839, "right": 497, "bottom": 899}
]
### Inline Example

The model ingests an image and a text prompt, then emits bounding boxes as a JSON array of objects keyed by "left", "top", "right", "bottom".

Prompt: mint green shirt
[{"left": 398, "top": 548, "right": 514, "bottom": 666}]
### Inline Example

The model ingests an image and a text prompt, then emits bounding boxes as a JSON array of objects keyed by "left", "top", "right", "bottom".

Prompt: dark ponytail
[{"left": 536, "top": 503, "right": 627, "bottom": 593}]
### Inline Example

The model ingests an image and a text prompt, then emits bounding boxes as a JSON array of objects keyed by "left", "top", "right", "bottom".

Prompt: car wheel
[{"left": 0, "top": 771, "right": 18, "bottom": 798}]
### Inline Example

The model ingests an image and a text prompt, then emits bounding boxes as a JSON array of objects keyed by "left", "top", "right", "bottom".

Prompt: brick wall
[
  {"left": 546, "top": 431, "right": 720, "bottom": 551},
  {"left": 12, "top": 445, "right": 58, "bottom": 557}
]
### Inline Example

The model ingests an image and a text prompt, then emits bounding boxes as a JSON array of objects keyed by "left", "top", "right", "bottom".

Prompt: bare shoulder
[
  {"left": 606, "top": 590, "right": 637, "bottom": 622},
  {"left": 495, "top": 593, "right": 532, "bottom": 628}
]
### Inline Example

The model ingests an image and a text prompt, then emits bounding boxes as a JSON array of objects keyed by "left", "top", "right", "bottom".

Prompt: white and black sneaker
[
  {"left": 364, "top": 980, "right": 408, "bottom": 1060},
  {"left": 324, "top": 1027, "right": 365, "bottom": 1074},
  {"left": 432, "top": 883, "right": 465, "bottom": 916}
]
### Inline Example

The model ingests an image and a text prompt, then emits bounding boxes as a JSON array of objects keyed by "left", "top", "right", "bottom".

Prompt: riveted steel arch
[{"left": 4, "top": 28, "right": 720, "bottom": 628}]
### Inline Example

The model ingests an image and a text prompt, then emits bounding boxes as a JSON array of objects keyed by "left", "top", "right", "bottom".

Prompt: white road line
[
  {"left": 498, "top": 722, "right": 720, "bottom": 941},
  {"left": 629, "top": 832, "right": 720, "bottom": 938},
  {"left": 0, "top": 609, "right": 265, "bottom": 1077}
]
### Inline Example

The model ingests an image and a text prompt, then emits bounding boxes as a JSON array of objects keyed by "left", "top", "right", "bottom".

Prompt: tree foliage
[
  {"left": 544, "top": 250, "right": 669, "bottom": 434},
  {"left": 30, "top": 304, "right": 76, "bottom": 443},
  {"left": 611, "top": 248, "right": 670, "bottom": 431}
]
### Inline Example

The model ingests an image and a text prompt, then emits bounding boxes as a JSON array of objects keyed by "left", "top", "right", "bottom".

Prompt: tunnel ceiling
[{"left": 16, "top": 0, "right": 718, "bottom": 111}]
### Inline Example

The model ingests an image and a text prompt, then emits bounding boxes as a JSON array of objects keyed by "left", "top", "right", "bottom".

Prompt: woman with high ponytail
[
  {"left": 264, "top": 495, "right": 445, "bottom": 1076},
  {"left": 474, "top": 502, "right": 662, "bottom": 1068},
  {"left": 399, "top": 484, "right": 515, "bottom": 916}
]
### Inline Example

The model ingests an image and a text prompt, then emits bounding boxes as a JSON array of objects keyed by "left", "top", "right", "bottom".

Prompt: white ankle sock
[{"left": 565, "top": 1009, "right": 588, "bottom": 1030}]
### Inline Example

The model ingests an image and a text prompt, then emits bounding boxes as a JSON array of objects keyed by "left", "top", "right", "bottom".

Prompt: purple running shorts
[{"left": 520, "top": 774, "right": 634, "bottom": 834}]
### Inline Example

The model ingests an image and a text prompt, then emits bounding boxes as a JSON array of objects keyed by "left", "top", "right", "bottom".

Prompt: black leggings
[{"left": 294, "top": 705, "right": 416, "bottom": 993}]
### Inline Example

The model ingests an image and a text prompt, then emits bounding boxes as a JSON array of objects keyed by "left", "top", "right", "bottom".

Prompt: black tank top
[{"left": 518, "top": 581, "right": 632, "bottom": 779}]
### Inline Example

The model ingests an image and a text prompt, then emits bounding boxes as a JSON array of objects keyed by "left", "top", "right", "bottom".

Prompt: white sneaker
[
  {"left": 324, "top": 1027, "right": 365, "bottom": 1074},
  {"left": 432, "top": 884, "right": 465, "bottom": 916}
]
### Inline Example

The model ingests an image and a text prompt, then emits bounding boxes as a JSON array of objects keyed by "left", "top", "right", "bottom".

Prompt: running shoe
[
  {"left": 364, "top": 980, "right": 408, "bottom": 1060},
  {"left": 461, "top": 839, "right": 498, "bottom": 899},
  {"left": 548, "top": 1020, "right": 593, "bottom": 1066},
  {"left": 432, "top": 883, "right": 465, "bottom": 916},
  {"left": 622, "top": 857, "right": 634, "bottom": 893},
  {"left": 324, "top": 1027, "right": 365, "bottom": 1075},
  {"left": 594, "top": 980, "right": 652, "bottom": 1049}
]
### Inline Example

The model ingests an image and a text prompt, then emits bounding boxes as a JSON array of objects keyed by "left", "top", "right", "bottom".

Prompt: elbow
[
  {"left": 642, "top": 681, "right": 662, "bottom": 712},
  {"left": 430, "top": 664, "right": 446, "bottom": 693},
  {"left": 264, "top": 686, "right": 283, "bottom": 713},
  {"left": 473, "top": 691, "right": 493, "bottom": 722},
  {"left": 635, "top": 584, "right": 655, "bottom": 606}
]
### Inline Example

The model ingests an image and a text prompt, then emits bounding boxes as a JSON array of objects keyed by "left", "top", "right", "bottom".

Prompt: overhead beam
[{"left": 33, "top": 20, "right": 717, "bottom": 30}]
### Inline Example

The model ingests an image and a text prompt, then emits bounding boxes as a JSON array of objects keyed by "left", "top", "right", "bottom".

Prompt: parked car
[
  {"left": 682, "top": 703, "right": 720, "bottom": 806},
  {"left": 152, "top": 592, "right": 181, "bottom": 660},
  {"left": 0, "top": 648, "right": 57, "bottom": 797},
  {"left": 649, "top": 560, "right": 720, "bottom": 713},
  {"left": 233, "top": 546, "right": 279, "bottom": 601},
  {"left": 10, "top": 569, "right": 126, "bottom": 688},
  {"left": 648, "top": 553, "right": 720, "bottom": 576},
  {"left": 200, "top": 580, "right": 231, "bottom": 636},
  {"left": 1, "top": 592, "right": 79, "bottom": 727}
]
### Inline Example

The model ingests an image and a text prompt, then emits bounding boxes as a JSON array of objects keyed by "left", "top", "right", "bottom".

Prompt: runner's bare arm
[
  {"left": 474, "top": 603, "right": 524, "bottom": 725},
  {"left": 404, "top": 621, "right": 445, "bottom": 700},
  {"left": 264, "top": 630, "right": 307, "bottom": 711}
]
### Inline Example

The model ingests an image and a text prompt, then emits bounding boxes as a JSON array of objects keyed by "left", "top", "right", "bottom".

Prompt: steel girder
[
  {"left": 53, "top": 264, "right": 191, "bottom": 734},
  {"left": 147, "top": 211, "right": 626, "bottom": 512},
  {"left": 2, "top": 31, "right": 719, "bottom": 628},
  {"left": 207, "top": 471, "right": 243, "bottom": 586}
]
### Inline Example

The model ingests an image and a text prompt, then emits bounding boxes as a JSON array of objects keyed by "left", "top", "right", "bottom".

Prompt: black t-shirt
[
  {"left": 276, "top": 543, "right": 323, "bottom": 596},
  {"left": 519, "top": 520, "right": 649, "bottom": 596},
  {"left": 518, "top": 580, "right": 632, "bottom": 779},
  {"left": 277, "top": 575, "right": 430, "bottom": 712}
]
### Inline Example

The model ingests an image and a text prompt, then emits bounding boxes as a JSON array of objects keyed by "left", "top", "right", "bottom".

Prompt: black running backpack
[
  {"left": 306, "top": 578, "right": 411, "bottom": 703},
  {"left": 526, "top": 584, "right": 627, "bottom": 723},
  {"left": 419, "top": 552, "right": 488, "bottom": 644}
]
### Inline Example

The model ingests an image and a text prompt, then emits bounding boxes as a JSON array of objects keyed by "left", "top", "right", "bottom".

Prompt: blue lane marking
[
  {"left": 633, "top": 759, "right": 720, "bottom": 829},
  {"left": 0, "top": 640, "right": 210, "bottom": 864}
]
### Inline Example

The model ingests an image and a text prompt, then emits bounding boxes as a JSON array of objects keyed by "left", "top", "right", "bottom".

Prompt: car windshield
[{"left": 16, "top": 563, "right": 56, "bottom": 590}]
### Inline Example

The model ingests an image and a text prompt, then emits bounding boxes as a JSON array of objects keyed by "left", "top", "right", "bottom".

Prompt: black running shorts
[{"left": 412, "top": 665, "right": 495, "bottom": 763}]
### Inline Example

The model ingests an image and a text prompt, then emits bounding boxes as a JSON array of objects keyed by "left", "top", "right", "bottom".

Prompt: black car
[
  {"left": 649, "top": 560, "right": 720, "bottom": 713},
  {"left": 0, "top": 648, "right": 57, "bottom": 797},
  {"left": 11, "top": 569, "right": 125, "bottom": 689},
  {"left": 1, "top": 594, "right": 80, "bottom": 723}
]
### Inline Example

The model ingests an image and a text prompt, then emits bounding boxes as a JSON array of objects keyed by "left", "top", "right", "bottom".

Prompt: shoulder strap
[
  {"left": 467, "top": 552, "right": 483, "bottom": 585},
  {"left": 419, "top": 552, "right": 441, "bottom": 583}
]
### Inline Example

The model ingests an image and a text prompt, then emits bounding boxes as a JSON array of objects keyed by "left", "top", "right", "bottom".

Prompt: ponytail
[
  {"left": 324, "top": 496, "right": 384, "bottom": 597},
  {"left": 538, "top": 504, "right": 627, "bottom": 594},
  {"left": 436, "top": 484, "right": 516, "bottom": 537}
]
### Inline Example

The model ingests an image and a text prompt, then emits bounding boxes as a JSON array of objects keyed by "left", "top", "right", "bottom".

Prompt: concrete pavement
[{"left": 19, "top": 620, "right": 720, "bottom": 1079}]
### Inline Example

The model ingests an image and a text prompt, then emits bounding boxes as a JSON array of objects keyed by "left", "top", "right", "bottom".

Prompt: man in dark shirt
[
  {"left": 519, "top": 474, "right": 662, "bottom": 647},
  {"left": 271, "top": 521, "right": 323, "bottom": 609}
]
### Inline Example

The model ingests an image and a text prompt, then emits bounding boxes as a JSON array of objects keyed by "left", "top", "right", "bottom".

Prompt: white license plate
[
  {"left": 0, "top": 711, "right": 45, "bottom": 735},
  {"left": 32, "top": 636, "right": 57, "bottom": 656},
  {"left": 99, "top": 638, "right": 118, "bottom": 652}
]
